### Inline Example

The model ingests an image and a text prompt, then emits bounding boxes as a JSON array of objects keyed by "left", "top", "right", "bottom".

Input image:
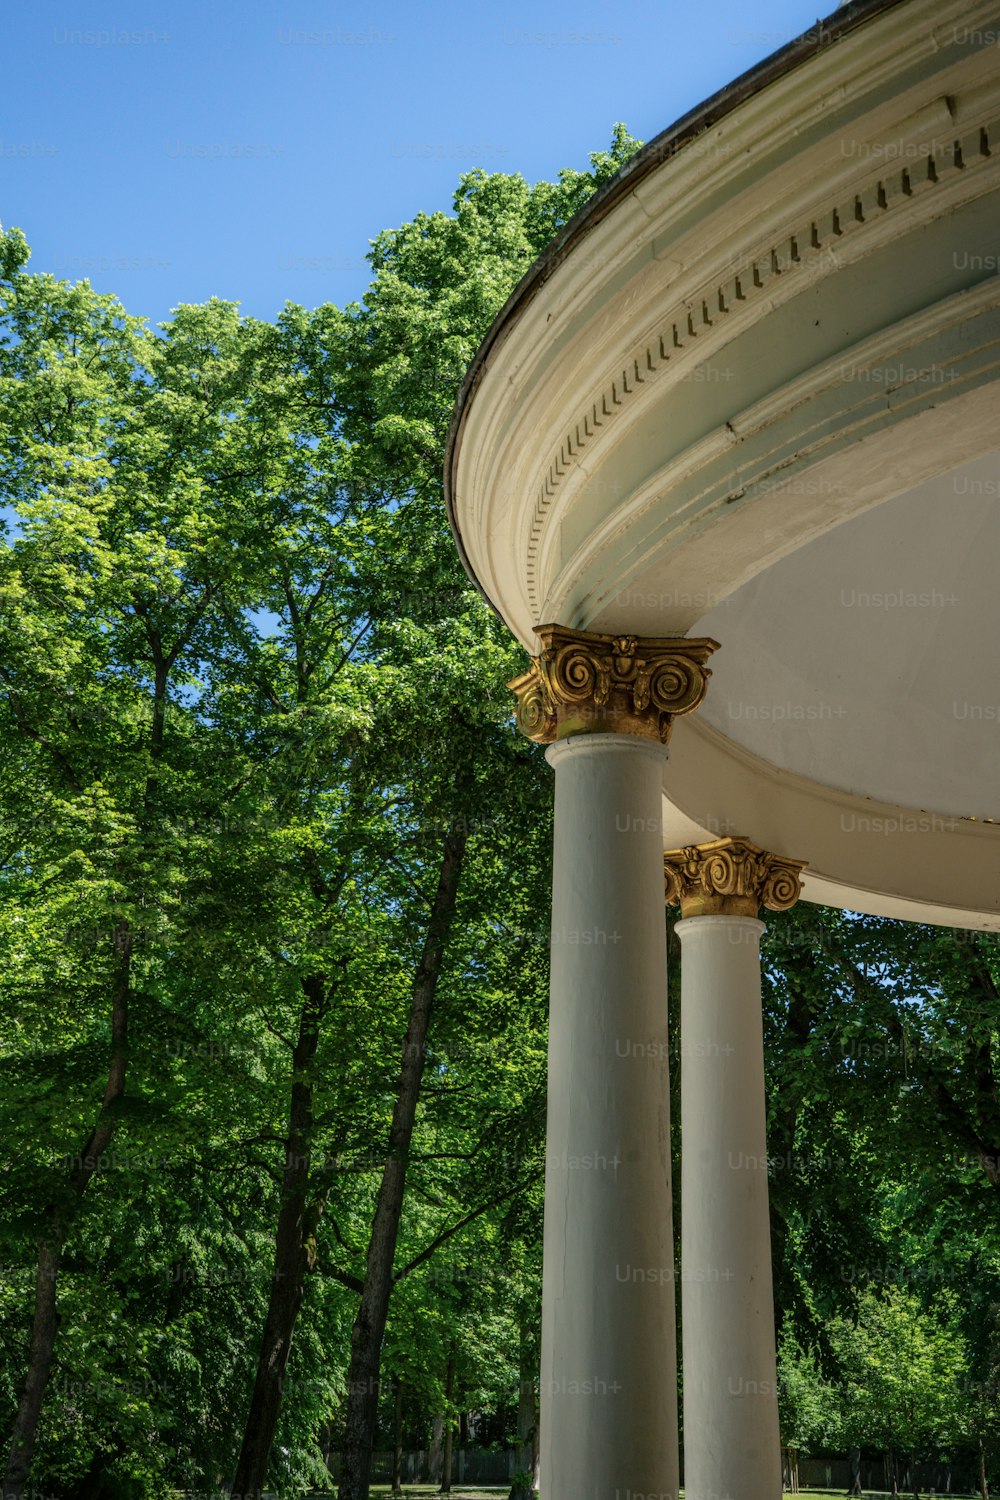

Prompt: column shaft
[
  {"left": 541, "top": 733, "right": 679, "bottom": 1500},
  {"left": 676, "top": 914, "right": 781, "bottom": 1500}
]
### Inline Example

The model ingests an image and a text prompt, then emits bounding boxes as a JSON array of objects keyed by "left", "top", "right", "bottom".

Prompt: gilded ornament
[
  {"left": 509, "top": 624, "right": 719, "bottom": 744},
  {"left": 663, "top": 836, "right": 806, "bottom": 918}
]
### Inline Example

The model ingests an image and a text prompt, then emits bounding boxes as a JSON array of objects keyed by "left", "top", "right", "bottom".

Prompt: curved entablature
[
  {"left": 447, "top": 0, "right": 1000, "bottom": 649},
  {"left": 446, "top": 0, "right": 1000, "bottom": 929},
  {"left": 661, "top": 716, "right": 1000, "bottom": 931}
]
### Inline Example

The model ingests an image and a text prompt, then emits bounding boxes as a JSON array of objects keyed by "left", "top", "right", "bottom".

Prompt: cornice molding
[
  {"left": 566, "top": 276, "right": 1000, "bottom": 631},
  {"left": 526, "top": 96, "right": 1000, "bottom": 617}
]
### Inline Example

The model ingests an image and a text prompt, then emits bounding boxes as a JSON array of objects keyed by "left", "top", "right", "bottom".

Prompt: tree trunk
[
  {"left": 516, "top": 1318, "right": 536, "bottom": 1477},
  {"left": 3, "top": 632, "right": 184, "bottom": 1499},
  {"left": 67, "top": 1447, "right": 109, "bottom": 1500},
  {"left": 531, "top": 1402, "right": 540, "bottom": 1493},
  {"left": 3, "top": 919, "right": 131, "bottom": 1500},
  {"left": 849, "top": 1446, "right": 863, "bottom": 1496},
  {"left": 231, "top": 973, "right": 329, "bottom": 1500},
  {"left": 337, "top": 824, "right": 469, "bottom": 1500},
  {"left": 66, "top": 1438, "right": 125, "bottom": 1500},
  {"left": 458, "top": 1412, "right": 467, "bottom": 1486},
  {"left": 439, "top": 1351, "right": 456, "bottom": 1495},
  {"left": 781, "top": 1446, "right": 799, "bottom": 1493},
  {"left": 391, "top": 1377, "right": 404, "bottom": 1497},
  {"left": 427, "top": 1416, "right": 443, "bottom": 1486},
  {"left": 2, "top": 1237, "right": 62, "bottom": 1500},
  {"left": 980, "top": 1436, "right": 989, "bottom": 1500}
]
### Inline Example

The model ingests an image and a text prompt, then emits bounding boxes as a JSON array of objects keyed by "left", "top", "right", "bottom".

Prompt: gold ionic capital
[
  {"left": 508, "top": 624, "right": 719, "bottom": 745},
  {"left": 664, "top": 836, "right": 806, "bottom": 919}
]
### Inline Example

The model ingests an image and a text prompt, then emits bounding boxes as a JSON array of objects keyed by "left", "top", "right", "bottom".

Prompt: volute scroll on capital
[
  {"left": 508, "top": 623, "right": 720, "bottom": 744},
  {"left": 663, "top": 836, "right": 807, "bottom": 919}
]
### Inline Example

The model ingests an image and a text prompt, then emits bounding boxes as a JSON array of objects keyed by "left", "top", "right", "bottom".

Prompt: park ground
[{"left": 365, "top": 1489, "right": 978, "bottom": 1500}]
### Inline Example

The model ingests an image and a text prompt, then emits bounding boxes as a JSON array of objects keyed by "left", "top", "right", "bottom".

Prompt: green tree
[
  {"left": 0, "top": 126, "right": 641, "bottom": 1500},
  {"left": 827, "top": 1289, "right": 967, "bottom": 1498}
]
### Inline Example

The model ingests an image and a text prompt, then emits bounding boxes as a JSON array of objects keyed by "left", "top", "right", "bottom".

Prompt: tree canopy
[{"left": 2, "top": 123, "right": 1000, "bottom": 1500}]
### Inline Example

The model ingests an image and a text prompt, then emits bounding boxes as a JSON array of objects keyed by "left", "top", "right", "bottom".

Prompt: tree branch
[
  {"left": 0, "top": 669, "right": 82, "bottom": 793},
  {"left": 392, "top": 1174, "right": 541, "bottom": 1285}
]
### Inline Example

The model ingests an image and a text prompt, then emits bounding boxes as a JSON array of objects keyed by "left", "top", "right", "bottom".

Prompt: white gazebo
[{"left": 445, "top": 0, "right": 1000, "bottom": 1494}]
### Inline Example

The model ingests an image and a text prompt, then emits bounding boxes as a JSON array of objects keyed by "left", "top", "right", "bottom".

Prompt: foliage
[
  {"left": 3, "top": 114, "right": 1000, "bottom": 1496},
  {"left": 0, "top": 130, "right": 638, "bottom": 1496}
]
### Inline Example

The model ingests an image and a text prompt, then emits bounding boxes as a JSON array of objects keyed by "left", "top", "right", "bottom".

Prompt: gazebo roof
[
  {"left": 446, "top": 0, "right": 1000, "bottom": 930},
  {"left": 445, "top": 0, "right": 909, "bottom": 588}
]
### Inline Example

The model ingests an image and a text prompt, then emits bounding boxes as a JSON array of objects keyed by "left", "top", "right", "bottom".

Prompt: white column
[
  {"left": 541, "top": 733, "right": 679, "bottom": 1500},
  {"left": 675, "top": 914, "right": 780, "bottom": 1500}
]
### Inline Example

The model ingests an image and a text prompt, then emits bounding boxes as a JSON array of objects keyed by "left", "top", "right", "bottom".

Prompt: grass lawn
[
  {"left": 369, "top": 1490, "right": 507, "bottom": 1498},
  {"left": 367, "top": 1490, "right": 984, "bottom": 1500}
]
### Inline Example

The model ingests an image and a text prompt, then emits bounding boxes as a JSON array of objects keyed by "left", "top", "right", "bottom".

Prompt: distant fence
[
  {"left": 290, "top": 1449, "right": 990, "bottom": 1494},
  {"left": 422, "top": 1451, "right": 982, "bottom": 1492},
  {"left": 326, "top": 1448, "right": 520, "bottom": 1484},
  {"left": 796, "top": 1455, "right": 979, "bottom": 1493},
  {"left": 206, "top": 1452, "right": 989, "bottom": 1500}
]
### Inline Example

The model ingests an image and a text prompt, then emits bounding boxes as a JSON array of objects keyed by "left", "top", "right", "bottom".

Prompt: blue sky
[{"left": 4, "top": 0, "right": 832, "bottom": 326}]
